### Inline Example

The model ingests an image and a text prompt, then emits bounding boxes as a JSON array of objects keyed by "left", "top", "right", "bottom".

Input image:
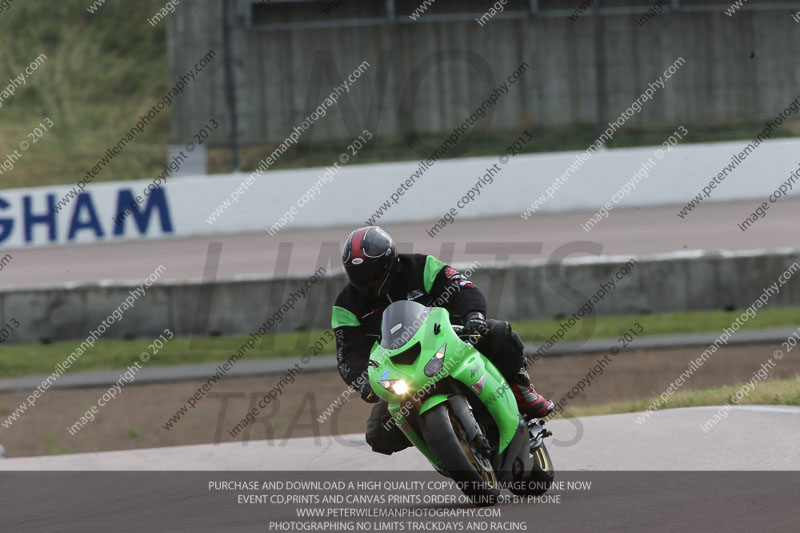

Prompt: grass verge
[
  {"left": 1, "top": 306, "right": 799, "bottom": 378},
  {"left": 558, "top": 377, "right": 800, "bottom": 419},
  {"left": 0, "top": 0, "right": 168, "bottom": 190}
]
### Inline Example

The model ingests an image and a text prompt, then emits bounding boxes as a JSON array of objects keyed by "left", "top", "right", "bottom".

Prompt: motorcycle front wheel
[{"left": 421, "top": 401, "right": 500, "bottom": 507}]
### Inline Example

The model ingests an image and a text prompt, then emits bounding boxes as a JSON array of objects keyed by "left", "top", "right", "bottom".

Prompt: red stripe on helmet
[{"left": 348, "top": 227, "right": 369, "bottom": 262}]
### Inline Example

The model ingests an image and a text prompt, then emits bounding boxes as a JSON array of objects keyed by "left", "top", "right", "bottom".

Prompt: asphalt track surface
[
  {"left": 2, "top": 406, "right": 798, "bottom": 471},
  {"left": 2, "top": 197, "right": 799, "bottom": 289},
  {"left": 2, "top": 407, "right": 799, "bottom": 532}
]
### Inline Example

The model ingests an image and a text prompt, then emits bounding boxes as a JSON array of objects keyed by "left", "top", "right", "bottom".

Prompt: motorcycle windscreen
[{"left": 379, "top": 300, "right": 431, "bottom": 350}]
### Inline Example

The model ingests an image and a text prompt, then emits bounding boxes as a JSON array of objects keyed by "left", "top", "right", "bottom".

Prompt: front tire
[{"left": 421, "top": 402, "right": 500, "bottom": 506}]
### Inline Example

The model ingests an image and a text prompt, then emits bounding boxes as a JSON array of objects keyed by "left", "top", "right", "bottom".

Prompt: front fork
[{"left": 527, "top": 418, "right": 553, "bottom": 452}]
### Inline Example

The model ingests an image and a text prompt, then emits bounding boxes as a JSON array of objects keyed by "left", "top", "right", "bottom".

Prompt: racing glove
[
  {"left": 358, "top": 377, "right": 380, "bottom": 403},
  {"left": 463, "top": 311, "right": 489, "bottom": 344}
]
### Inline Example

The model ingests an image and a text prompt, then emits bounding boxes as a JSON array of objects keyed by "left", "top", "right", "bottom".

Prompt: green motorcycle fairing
[{"left": 367, "top": 301, "right": 520, "bottom": 470}]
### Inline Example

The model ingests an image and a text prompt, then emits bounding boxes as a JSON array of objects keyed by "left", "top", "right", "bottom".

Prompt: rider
[{"left": 331, "top": 226, "right": 554, "bottom": 456}]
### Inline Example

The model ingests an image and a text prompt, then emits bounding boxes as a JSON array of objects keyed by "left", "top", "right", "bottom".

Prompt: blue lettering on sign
[
  {"left": 24, "top": 194, "right": 57, "bottom": 243},
  {"left": 0, "top": 197, "right": 13, "bottom": 242},
  {"left": 0, "top": 188, "right": 174, "bottom": 245},
  {"left": 113, "top": 188, "right": 173, "bottom": 236},
  {"left": 68, "top": 193, "right": 105, "bottom": 241}
]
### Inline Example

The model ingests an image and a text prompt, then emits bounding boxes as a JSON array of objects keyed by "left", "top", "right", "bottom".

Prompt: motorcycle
[{"left": 368, "top": 300, "right": 554, "bottom": 506}]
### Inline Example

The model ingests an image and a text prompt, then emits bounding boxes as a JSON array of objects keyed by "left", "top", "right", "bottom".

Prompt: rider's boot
[{"left": 508, "top": 367, "right": 554, "bottom": 420}]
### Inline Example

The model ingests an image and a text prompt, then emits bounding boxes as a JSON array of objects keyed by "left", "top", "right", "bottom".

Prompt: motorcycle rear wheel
[{"left": 510, "top": 441, "right": 555, "bottom": 497}]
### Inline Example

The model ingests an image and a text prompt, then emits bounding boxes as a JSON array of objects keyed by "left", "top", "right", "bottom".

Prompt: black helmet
[{"left": 342, "top": 226, "right": 398, "bottom": 298}]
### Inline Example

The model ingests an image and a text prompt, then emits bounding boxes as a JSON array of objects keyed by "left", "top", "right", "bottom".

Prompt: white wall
[{"left": 1, "top": 138, "right": 798, "bottom": 248}]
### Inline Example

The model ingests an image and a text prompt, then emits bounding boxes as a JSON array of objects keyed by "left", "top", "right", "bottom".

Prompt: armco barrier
[{"left": 1, "top": 248, "right": 798, "bottom": 344}]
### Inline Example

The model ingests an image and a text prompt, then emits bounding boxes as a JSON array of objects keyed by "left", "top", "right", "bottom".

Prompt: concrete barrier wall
[
  {"left": 169, "top": 2, "right": 800, "bottom": 145},
  {"left": 2, "top": 249, "right": 799, "bottom": 344}
]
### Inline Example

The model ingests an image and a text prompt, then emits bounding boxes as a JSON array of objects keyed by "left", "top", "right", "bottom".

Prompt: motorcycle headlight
[
  {"left": 391, "top": 380, "right": 409, "bottom": 395},
  {"left": 377, "top": 379, "right": 409, "bottom": 395}
]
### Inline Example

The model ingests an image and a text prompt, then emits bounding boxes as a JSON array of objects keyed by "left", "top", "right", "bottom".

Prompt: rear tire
[
  {"left": 510, "top": 442, "right": 555, "bottom": 497},
  {"left": 421, "top": 402, "right": 500, "bottom": 507}
]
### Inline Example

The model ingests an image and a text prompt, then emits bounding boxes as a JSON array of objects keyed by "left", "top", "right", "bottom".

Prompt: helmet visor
[{"left": 344, "top": 259, "right": 392, "bottom": 293}]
